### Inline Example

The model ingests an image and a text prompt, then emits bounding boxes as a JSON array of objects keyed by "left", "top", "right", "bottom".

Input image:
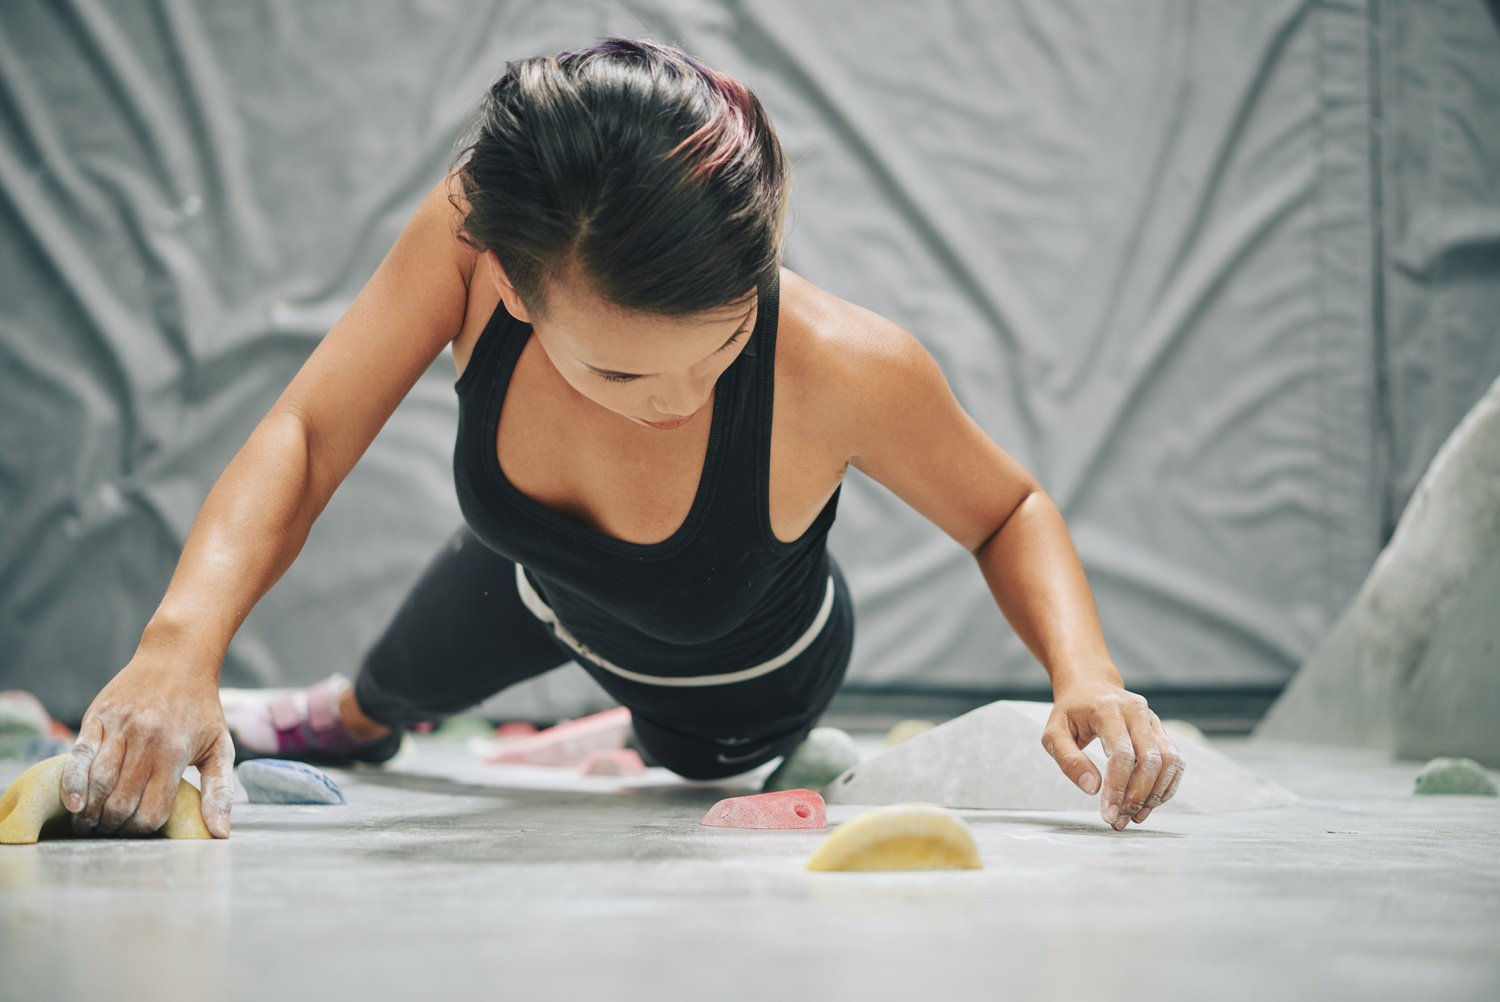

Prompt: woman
[{"left": 58, "top": 37, "right": 1183, "bottom": 840}]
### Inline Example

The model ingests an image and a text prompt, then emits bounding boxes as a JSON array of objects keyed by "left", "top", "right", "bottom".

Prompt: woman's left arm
[{"left": 831, "top": 309, "right": 1185, "bottom": 830}]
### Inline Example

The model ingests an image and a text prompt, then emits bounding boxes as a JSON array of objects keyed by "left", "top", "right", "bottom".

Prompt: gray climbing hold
[
  {"left": 236, "top": 759, "right": 347, "bottom": 805},
  {"left": 1412, "top": 757, "right": 1497, "bottom": 796},
  {"left": 763, "top": 727, "right": 861, "bottom": 793}
]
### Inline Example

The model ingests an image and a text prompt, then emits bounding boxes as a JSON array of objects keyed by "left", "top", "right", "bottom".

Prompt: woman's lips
[
  {"left": 641, "top": 413, "right": 693, "bottom": 430},
  {"left": 639, "top": 399, "right": 708, "bottom": 430}
]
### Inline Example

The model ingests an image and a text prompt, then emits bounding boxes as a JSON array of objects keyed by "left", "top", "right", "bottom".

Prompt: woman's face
[{"left": 485, "top": 252, "right": 757, "bottom": 431}]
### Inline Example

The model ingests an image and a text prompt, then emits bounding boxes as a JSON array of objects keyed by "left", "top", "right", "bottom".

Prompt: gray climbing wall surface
[{"left": 2, "top": 1, "right": 1498, "bottom": 723}]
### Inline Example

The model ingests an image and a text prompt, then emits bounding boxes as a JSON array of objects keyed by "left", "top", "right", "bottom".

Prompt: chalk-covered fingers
[
  {"left": 93, "top": 742, "right": 155, "bottom": 835},
  {"left": 61, "top": 715, "right": 123, "bottom": 835},
  {"left": 196, "top": 728, "right": 236, "bottom": 838},
  {"left": 1119, "top": 700, "right": 1165, "bottom": 826},
  {"left": 1094, "top": 711, "right": 1135, "bottom": 829},
  {"left": 1134, "top": 720, "right": 1182, "bottom": 822},
  {"left": 113, "top": 737, "right": 198, "bottom": 836},
  {"left": 1128, "top": 715, "right": 1184, "bottom": 823},
  {"left": 1040, "top": 715, "right": 1102, "bottom": 796},
  {"left": 1096, "top": 692, "right": 1166, "bottom": 830},
  {"left": 60, "top": 716, "right": 100, "bottom": 818}
]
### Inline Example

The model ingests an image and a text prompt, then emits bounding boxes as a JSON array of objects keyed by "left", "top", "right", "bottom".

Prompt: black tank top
[{"left": 452, "top": 272, "right": 842, "bottom": 675}]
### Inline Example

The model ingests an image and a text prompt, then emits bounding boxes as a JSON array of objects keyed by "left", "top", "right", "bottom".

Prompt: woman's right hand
[{"left": 60, "top": 648, "right": 236, "bottom": 839}]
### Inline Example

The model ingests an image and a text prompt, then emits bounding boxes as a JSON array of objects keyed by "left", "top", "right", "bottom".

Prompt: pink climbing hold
[
  {"left": 485, "top": 706, "right": 633, "bottom": 766},
  {"left": 493, "top": 721, "right": 539, "bottom": 740},
  {"left": 699, "top": 789, "right": 828, "bottom": 830},
  {"left": 579, "top": 748, "right": 647, "bottom": 776}
]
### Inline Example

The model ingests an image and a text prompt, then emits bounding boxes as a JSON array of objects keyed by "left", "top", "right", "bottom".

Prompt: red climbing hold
[{"left": 699, "top": 789, "right": 828, "bottom": 830}]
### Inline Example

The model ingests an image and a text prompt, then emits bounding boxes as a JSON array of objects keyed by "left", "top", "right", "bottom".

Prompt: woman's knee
[{"left": 630, "top": 716, "right": 808, "bottom": 781}]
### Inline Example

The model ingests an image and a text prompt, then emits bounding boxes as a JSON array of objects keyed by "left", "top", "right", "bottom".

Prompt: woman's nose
[{"left": 651, "top": 375, "right": 710, "bottom": 417}]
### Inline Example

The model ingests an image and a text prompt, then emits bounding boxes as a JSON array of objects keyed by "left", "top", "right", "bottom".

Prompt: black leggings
[{"left": 353, "top": 525, "right": 855, "bottom": 780}]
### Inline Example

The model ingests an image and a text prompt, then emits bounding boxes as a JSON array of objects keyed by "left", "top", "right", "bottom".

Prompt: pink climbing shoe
[{"left": 220, "top": 673, "right": 403, "bottom": 766}]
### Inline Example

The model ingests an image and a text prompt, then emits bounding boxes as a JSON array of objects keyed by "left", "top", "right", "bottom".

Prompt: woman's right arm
[{"left": 61, "top": 173, "right": 479, "bottom": 839}]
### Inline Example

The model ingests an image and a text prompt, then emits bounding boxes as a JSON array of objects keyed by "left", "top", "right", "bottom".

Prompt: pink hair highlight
[{"left": 664, "top": 59, "right": 757, "bottom": 180}]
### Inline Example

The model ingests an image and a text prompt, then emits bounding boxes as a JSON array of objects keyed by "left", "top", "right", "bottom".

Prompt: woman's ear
[{"left": 484, "top": 251, "right": 532, "bottom": 323}]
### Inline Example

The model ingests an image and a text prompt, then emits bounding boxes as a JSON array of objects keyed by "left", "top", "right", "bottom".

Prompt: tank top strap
[
  {"left": 454, "top": 294, "right": 524, "bottom": 399},
  {"left": 703, "top": 272, "right": 780, "bottom": 535}
]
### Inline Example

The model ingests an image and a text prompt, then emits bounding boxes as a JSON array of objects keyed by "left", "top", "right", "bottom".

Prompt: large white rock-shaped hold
[
  {"left": 1255, "top": 372, "right": 1500, "bottom": 766},
  {"left": 1392, "top": 554, "right": 1500, "bottom": 765},
  {"left": 825, "top": 700, "right": 1297, "bottom": 813}
]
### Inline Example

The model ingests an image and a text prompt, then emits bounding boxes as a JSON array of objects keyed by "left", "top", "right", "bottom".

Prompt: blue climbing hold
[{"left": 237, "top": 758, "right": 347, "bottom": 805}]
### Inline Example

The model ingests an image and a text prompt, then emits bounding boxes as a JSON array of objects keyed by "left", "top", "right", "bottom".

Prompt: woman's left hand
[{"left": 1040, "top": 677, "right": 1186, "bottom": 830}]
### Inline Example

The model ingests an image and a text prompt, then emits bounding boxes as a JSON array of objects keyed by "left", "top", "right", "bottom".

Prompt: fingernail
[
  {"left": 1083, "top": 775, "right": 1099, "bottom": 795},
  {"left": 1136, "top": 807, "right": 1152, "bottom": 822}
]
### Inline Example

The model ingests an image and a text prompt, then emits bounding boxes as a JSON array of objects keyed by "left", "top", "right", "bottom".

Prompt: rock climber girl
[{"left": 59, "top": 37, "right": 1184, "bottom": 840}]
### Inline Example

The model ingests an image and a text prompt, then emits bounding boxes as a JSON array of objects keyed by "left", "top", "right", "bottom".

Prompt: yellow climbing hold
[
  {"left": 0, "top": 754, "right": 212, "bottom": 844},
  {"left": 881, "top": 719, "right": 935, "bottom": 747},
  {"left": 806, "top": 803, "right": 982, "bottom": 872},
  {"left": 1162, "top": 719, "right": 1208, "bottom": 744}
]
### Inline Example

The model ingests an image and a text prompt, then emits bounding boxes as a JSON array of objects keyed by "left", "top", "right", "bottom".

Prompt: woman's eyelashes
[{"left": 594, "top": 326, "right": 749, "bottom": 383}]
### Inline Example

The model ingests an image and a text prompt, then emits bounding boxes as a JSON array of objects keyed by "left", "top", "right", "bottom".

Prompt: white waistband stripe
[{"left": 513, "top": 564, "right": 835, "bottom": 688}]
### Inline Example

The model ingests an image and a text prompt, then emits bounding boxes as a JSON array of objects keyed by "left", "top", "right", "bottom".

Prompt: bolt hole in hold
[
  {"left": 795, "top": 804, "right": 811, "bottom": 818},
  {"left": 840, "top": 772, "right": 855, "bottom": 784}
]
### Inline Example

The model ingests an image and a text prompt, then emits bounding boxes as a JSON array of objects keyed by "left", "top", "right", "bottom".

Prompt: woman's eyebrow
[{"left": 582, "top": 304, "right": 755, "bottom": 379}]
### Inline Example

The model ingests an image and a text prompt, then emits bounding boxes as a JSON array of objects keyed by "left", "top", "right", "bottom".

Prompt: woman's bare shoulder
[
  {"left": 775, "top": 268, "right": 939, "bottom": 459},
  {"left": 777, "top": 268, "right": 920, "bottom": 388}
]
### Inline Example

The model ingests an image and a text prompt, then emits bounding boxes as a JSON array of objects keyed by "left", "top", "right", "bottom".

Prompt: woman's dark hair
[{"left": 447, "top": 36, "right": 792, "bottom": 323}]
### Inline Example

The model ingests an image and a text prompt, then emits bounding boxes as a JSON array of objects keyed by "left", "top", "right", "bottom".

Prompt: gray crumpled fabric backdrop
[{"left": 1, "top": 0, "right": 1497, "bottom": 724}]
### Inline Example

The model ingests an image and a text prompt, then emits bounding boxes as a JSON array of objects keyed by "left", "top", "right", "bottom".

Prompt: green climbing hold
[
  {"left": 763, "top": 727, "right": 861, "bottom": 793},
  {"left": 1412, "top": 757, "right": 1498, "bottom": 796},
  {"left": 433, "top": 714, "right": 495, "bottom": 742}
]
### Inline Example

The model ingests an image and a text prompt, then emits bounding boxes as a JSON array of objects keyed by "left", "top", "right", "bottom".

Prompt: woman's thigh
[{"left": 354, "top": 525, "right": 572, "bottom": 728}]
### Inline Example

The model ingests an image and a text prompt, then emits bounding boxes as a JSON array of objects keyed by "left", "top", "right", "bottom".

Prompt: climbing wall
[{"left": 2, "top": 0, "right": 1497, "bottom": 723}]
